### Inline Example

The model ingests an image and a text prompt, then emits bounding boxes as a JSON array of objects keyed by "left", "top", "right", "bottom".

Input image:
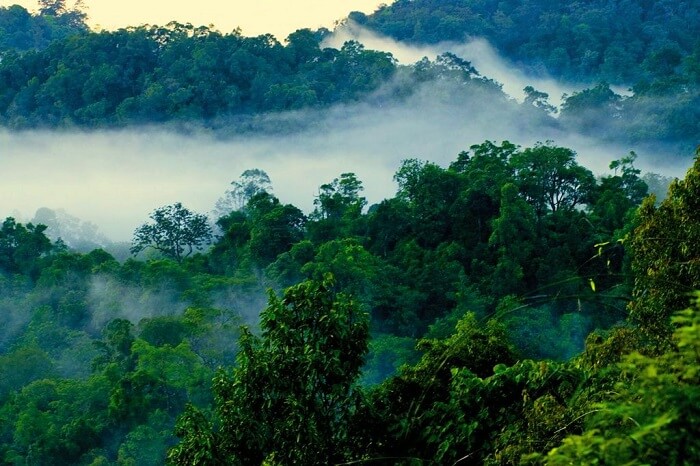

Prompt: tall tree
[
  {"left": 168, "top": 276, "right": 369, "bottom": 465},
  {"left": 591, "top": 152, "right": 648, "bottom": 233},
  {"left": 312, "top": 172, "right": 366, "bottom": 221},
  {"left": 627, "top": 150, "right": 700, "bottom": 350},
  {"left": 394, "top": 159, "right": 462, "bottom": 247},
  {"left": 246, "top": 192, "right": 306, "bottom": 265},
  {"left": 0, "top": 217, "right": 52, "bottom": 277},
  {"left": 488, "top": 183, "right": 537, "bottom": 297},
  {"left": 38, "top": 0, "right": 66, "bottom": 16},
  {"left": 511, "top": 143, "right": 596, "bottom": 219},
  {"left": 131, "top": 203, "right": 212, "bottom": 263},
  {"left": 309, "top": 173, "right": 367, "bottom": 242},
  {"left": 213, "top": 169, "right": 273, "bottom": 218},
  {"left": 523, "top": 85, "right": 557, "bottom": 114}
]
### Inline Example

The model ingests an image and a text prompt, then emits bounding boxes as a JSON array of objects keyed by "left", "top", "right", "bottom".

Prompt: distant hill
[
  {"left": 0, "top": 1, "right": 697, "bottom": 149},
  {"left": 0, "top": 4, "right": 88, "bottom": 52},
  {"left": 350, "top": 0, "right": 700, "bottom": 150},
  {"left": 354, "top": 0, "right": 700, "bottom": 85},
  {"left": 0, "top": 25, "right": 399, "bottom": 129}
]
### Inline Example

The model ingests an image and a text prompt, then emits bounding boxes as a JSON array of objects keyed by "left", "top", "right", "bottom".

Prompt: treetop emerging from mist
[
  {"left": 214, "top": 169, "right": 273, "bottom": 218},
  {"left": 131, "top": 202, "right": 212, "bottom": 263},
  {"left": 0, "top": 1, "right": 698, "bottom": 147},
  {"left": 358, "top": 0, "right": 700, "bottom": 83}
]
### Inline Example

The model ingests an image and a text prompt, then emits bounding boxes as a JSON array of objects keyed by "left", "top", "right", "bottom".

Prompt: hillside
[
  {"left": 0, "top": 2, "right": 697, "bottom": 150},
  {"left": 0, "top": 1, "right": 699, "bottom": 464},
  {"left": 350, "top": 0, "right": 700, "bottom": 150},
  {"left": 0, "top": 3, "right": 87, "bottom": 51},
  {"left": 0, "top": 143, "right": 698, "bottom": 464},
  {"left": 355, "top": 0, "right": 700, "bottom": 84}
]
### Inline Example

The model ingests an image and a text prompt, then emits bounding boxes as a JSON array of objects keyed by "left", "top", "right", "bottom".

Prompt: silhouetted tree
[{"left": 131, "top": 203, "right": 212, "bottom": 263}]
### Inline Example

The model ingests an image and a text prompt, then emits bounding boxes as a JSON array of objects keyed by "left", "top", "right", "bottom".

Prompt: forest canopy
[
  {"left": 0, "top": 2, "right": 698, "bottom": 149},
  {"left": 1, "top": 1, "right": 699, "bottom": 464},
  {"left": 1, "top": 143, "right": 698, "bottom": 464},
  {"left": 356, "top": 0, "right": 700, "bottom": 84}
]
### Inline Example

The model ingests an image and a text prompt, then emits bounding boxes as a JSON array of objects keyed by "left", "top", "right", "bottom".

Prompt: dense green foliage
[
  {"left": 628, "top": 154, "right": 700, "bottom": 350},
  {"left": 131, "top": 203, "right": 213, "bottom": 264},
  {"left": 2, "top": 141, "right": 696, "bottom": 464},
  {"left": 1, "top": 2, "right": 698, "bottom": 464},
  {"left": 169, "top": 277, "right": 368, "bottom": 465},
  {"left": 0, "top": 2, "right": 87, "bottom": 52},
  {"left": 0, "top": 2, "right": 697, "bottom": 147},
  {"left": 357, "top": 0, "right": 700, "bottom": 148},
  {"left": 0, "top": 22, "right": 396, "bottom": 128},
  {"left": 357, "top": 0, "right": 700, "bottom": 84}
]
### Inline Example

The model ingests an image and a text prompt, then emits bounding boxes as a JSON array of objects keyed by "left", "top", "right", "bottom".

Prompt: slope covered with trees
[
  {"left": 0, "top": 1, "right": 698, "bottom": 464},
  {"left": 1, "top": 142, "right": 697, "bottom": 464},
  {"left": 355, "top": 0, "right": 700, "bottom": 149},
  {"left": 0, "top": 1, "right": 87, "bottom": 52},
  {"left": 356, "top": 0, "right": 700, "bottom": 84},
  {"left": 0, "top": 2, "right": 696, "bottom": 149},
  {"left": 0, "top": 23, "right": 397, "bottom": 128}
]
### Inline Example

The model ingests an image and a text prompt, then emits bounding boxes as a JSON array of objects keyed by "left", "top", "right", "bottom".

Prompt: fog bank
[
  {"left": 1, "top": 34, "right": 690, "bottom": 242},
  {"left": 325, "top": 21, "right": 587, "bottom": 107}
]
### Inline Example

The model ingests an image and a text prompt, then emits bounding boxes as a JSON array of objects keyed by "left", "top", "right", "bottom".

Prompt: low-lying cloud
[
  {"left": 1, "top": 32, "right": 692, "bottom": 243},
  {"left": 325, "top": 21, "right": 588, "bottom": 107}
]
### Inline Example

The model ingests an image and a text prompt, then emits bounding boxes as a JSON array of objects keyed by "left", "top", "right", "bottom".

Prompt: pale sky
[{"left": 0, "top": 0, "right": 388, "bottom": 39}]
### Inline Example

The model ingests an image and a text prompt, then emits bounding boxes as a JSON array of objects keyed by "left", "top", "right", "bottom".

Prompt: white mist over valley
[
  {"left": 1, "top": 1, "right": 698, "bottom": 462},
  {"left": 0, "top": 29, "right": 690, "bottom": 244},
  {"left": 325, "top": 22, "right": 589, "bottom": 106}
]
